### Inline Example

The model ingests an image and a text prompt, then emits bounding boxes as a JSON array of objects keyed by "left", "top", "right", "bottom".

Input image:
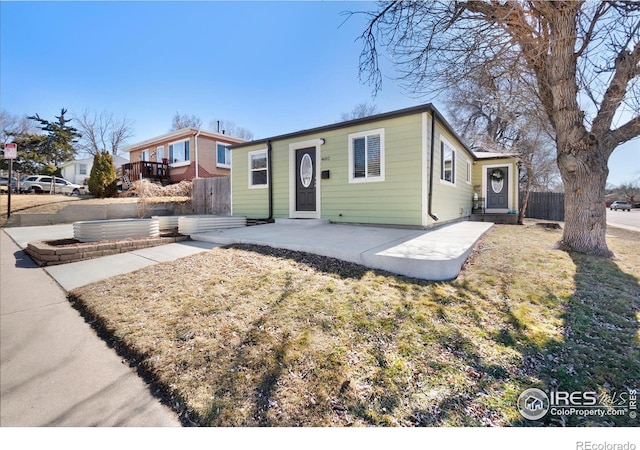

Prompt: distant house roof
[
  {"left": 59, "top": 154, "right": 129, "bottom": 168},
  {"left": 123, "top": 128, "right": 246, "bottom": 153}
]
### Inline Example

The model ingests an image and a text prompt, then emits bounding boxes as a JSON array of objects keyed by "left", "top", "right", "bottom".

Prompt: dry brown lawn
[{"left": 69, "top": 224, "right": 640, "bottom": 427}]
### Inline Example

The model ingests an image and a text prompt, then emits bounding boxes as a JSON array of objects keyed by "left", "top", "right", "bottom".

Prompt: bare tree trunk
[
  {"left": 556, "top": 143, "right": 612, "bottom": 257},
  {"left": 517, "top": 163, "right": 532, "bottom": 225}
]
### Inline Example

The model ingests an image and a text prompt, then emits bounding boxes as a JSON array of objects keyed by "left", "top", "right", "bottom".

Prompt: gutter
[
  {"left": 428, "top": 110, "right": 439, "bottom": 222},
  {"left": 194, "top": 129, "right": 201, "bottom": 178},
  {"left": 267, "top": 139, "right": 273, "bottom": 221}
]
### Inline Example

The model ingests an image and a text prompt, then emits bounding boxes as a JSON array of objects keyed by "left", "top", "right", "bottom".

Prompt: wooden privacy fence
[
  {"left": 520, "top": 191, "right": 565, "bottom": 221},
  {"left": 192, "top": 177, "right": 231, "bottom": 215}
]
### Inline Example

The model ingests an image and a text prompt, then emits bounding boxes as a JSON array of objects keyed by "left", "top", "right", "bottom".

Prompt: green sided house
[{"left": 230, "top": 103, "right": 518, "bottom": 227}]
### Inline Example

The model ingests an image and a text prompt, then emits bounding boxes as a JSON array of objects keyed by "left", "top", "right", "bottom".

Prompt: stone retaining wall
[{"left": 26, "top": 235, "right": 189, "bottom": 266}]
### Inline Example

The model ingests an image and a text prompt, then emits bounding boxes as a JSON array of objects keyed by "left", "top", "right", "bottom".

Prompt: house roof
[
  {"left": 123, "top": 128, "right": 246, "bottom": 152},
  {"left": 473, "top": 151, "right": 519, "bottom": 160},
  {"left": 230, "top": 103, "right": 476, "bottom": 159},
  {"left": 59, "top": 154, "right": 129, "bottom": 168}
]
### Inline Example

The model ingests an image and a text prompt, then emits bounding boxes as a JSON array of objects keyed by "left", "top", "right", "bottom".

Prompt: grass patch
[{"left": 69, "top": 224, "right": 640, "bottom": 426}]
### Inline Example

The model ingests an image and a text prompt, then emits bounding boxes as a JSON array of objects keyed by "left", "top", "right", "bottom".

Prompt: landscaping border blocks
[{"left": 25, "top": 235, "right": 189, "bottom": 266}]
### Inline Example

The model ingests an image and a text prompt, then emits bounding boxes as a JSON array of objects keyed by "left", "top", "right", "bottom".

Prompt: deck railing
[{"left": 122, "top": 161, "right": 170, "bottom": 181}]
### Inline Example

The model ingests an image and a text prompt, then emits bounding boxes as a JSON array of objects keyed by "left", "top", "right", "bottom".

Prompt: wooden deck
[{"left": 122, "top": 161, "right": 170, "bottom": 182}]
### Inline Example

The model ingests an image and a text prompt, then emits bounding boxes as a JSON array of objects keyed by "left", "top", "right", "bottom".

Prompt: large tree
[
  {"left": 28, "top": 108, "right": 81, "bottom": 168},
  {"left": 74, "top": 109, "right": 134, "bottom": 156},
  {"left": 357, "top": 1, "right": 640, "bottom": 256}
]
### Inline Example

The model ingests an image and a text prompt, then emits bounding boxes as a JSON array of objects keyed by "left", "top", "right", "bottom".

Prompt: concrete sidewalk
[
  {"left": 0, "top": 230, "right": 182, "bottom": 426},
  {"left": 3, "top": 225, "right": 220, "bottom": 291},
  {"left": 191, "top": 220, "right": 494, "bottom": 281}
]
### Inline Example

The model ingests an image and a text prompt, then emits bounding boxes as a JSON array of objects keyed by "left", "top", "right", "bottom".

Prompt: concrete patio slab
[{"left": 190, "top": 221, "right": 494, "bottom": 281}]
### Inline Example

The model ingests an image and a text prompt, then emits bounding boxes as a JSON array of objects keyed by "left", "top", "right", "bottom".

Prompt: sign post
[{"left": 4, "top": 143, "right": 17, "bottom": 219}]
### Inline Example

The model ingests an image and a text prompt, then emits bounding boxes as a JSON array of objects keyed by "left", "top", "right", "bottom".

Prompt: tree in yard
[
  {"left": 356, "top": 1, "right": 640, "bottom": 256},
  {"left": 0, "top": 133, "right": 47, "bottom": 174},
  {"left": 616, "top": 180, "right": 640, "bottom": 202},
  {"left": 74, "top": 109, "right": 134, "bottom": 156},
  {"left": 170, "top": 112, "right": 202, "bottom": 131},
  {"left": 27, "top": 108, "right": 81, "bottom": 168},
  {"left": 340, "top": 102, "right": 380, "bottom": 121},
  {"left": 445, "top": 67, "right": 560, "bottom": 223},
  {"left": 0, "top": 110, "right": 39, "bottom": 144},
  {"left": 88, "top": 151, "right": 117, "bottom": 198}
]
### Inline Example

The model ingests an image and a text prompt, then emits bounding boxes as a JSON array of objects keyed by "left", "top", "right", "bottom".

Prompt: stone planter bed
[{"left": 26, "top": 233, "right": 189, "bottom": 267}]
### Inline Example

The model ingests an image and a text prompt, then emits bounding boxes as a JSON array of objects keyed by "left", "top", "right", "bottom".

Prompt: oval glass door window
[
  {"left": 300, "top": 154, "right": 313, "bottom": 188},
  {"left": 491, "top": 178, "right": 504, "bottom": 194}
]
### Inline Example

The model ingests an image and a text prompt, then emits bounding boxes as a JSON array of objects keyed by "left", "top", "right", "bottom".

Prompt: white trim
[
  {"left": 230, "top": 148, "right": 234, "bottom": 215},
  {"left": 289, "top": 138, "right": 324, "bottom": 219},
  {"left": 465, "top": 157, "right": 472, "bottom": 184},
  {"left": 439, "top": 135, "right": 456, "bottom": 186},
  {"left": 169, "top": 161, "right": 190, "bottom": 168},
  {"left": 216, "top": 141, "right": 232, "bottom": 168},
  {"left": 421, "top": 113, "right": 429, "bottom": 227},
  {"left": 248, "top": 148, "right": 268, "bottom": 189},
  {"left": 168, "top": 138, "right": 190, "bottom": 164},
  {"left": 348, "top": 128, "right": 385, "bottom": 183},
  {"left": 482, "top": 162, "right": 515, "bottom": 213}
]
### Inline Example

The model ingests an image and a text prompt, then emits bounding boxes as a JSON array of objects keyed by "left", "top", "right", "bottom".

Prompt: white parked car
[{"left": 20, "top": 175, "right": 86, "bottom": 195}]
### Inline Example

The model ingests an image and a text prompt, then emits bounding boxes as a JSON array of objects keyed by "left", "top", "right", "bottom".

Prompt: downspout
[
  {"left": 194, "top": 129, "right": 201, "bottom": 179},
  {"left": 428, "top": 111, "right": 439, "bottom": 222},
  {"left": 267, "top": 139, "right": 273, "bottom": 221}
]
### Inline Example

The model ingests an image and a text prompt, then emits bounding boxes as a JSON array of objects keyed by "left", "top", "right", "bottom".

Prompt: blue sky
[{"left": 1, "top": 0, "right": 637, "bottom": 186}]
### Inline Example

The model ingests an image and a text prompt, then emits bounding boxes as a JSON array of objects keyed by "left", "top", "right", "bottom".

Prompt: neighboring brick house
[{"left": 123, "top": 128, "right": 245, "bottom": 183}]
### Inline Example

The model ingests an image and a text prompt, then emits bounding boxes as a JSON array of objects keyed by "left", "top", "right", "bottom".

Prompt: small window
[
  {"left": 140, "top": 149, "right": 149, "bottom": 161},
  {"left": 441, "top": 139, "right": 455, "bottom": 184},
  {"left": 466, "top": 159, "right": 472, "bottom": 184},
  {"left": 157, "top": 146, "right": 165, "bottom": 162},
  {"left": 78, "top": 164, "right": 87, "bottom": 175},
  {"left": 249, "top": 150, "right": 268, "bottom": 188},
  {"left": 168, "top": 140, "right": 190, "bottom": 163},
  {"left": 348, "top": 128, "right": 385, "bottom": 183},
  {"left": 217, "top": 143, "right": 231, "bottom": 168}
]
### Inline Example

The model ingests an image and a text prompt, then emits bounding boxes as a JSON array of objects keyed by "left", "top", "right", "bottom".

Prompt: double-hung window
[
  {"left": 168, "top": 139, "right": 190, "bottom": 164},
  {"left": 217, "top": 143, "right": 231, "bottom": 168},
  {"left": 440, "top": 138, "right": 456, "bottom": 184},
  {"left": 348, "top": 128, "right": 385, "bottom": 183},
  {"left": 249, "top": 149, "right": 268, "bottom": 188}
]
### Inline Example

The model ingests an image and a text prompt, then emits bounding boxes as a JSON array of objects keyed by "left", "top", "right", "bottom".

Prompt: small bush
[{"left": 88, "top": 151, "right": 117, "bottom": 198}]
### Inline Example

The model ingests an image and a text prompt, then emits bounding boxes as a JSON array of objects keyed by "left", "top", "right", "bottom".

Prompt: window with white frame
[
  {"left": 249, "top": 150, "right": 268, "bottom": 188},
  {"left": 140, "top": 149, "right": 149, "bottom": 161},
  {"left": 157, "top": 146, "right": 165, "bottom": 162},
  {"left": 440, "top": 139, "right": 455, "bottom": 184},
  {"left": 78, "top": 164, "right": 87, "bottom": 175},
  {"left": 348, "top": 128, "right": 385, "bottom": 183},
  {"left": 168, "top": 139, "right": 190, "bottom": 163},
  {"left": 217, "top": 143, "right": 231, "bottom": 168},
  {"left": 466, "top": 159, "right": 472, "bottom": 183}
]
